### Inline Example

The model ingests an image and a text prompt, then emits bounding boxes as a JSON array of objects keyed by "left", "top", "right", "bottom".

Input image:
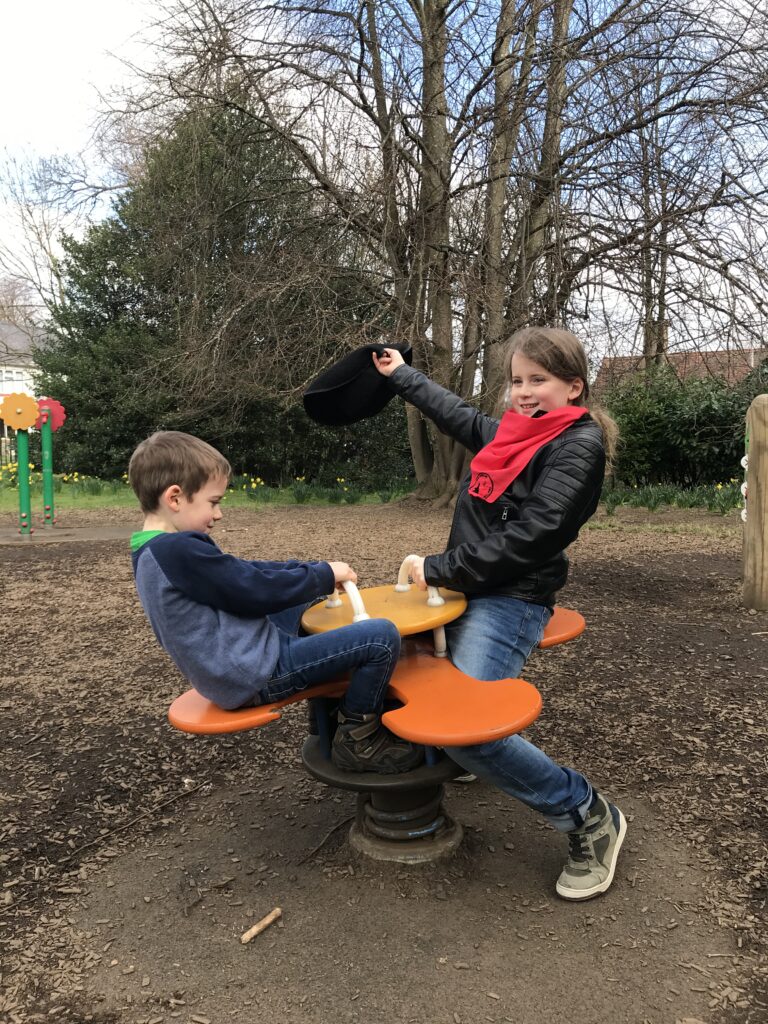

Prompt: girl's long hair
[{"left": 500, "top": 327, "right": 619, "bottom": 469}]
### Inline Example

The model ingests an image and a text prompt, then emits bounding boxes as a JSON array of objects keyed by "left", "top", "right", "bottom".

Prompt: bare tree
[{"left": 62, "top": 0, "right": 768, "bottom": 496}]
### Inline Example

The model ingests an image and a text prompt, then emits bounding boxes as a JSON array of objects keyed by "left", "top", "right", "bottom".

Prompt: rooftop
[
  {"left": 0, "top": 321, "right": 37, "bottom": 366},
  {"left": 593, "top": 347, "right": 768, "bottom": 394}
]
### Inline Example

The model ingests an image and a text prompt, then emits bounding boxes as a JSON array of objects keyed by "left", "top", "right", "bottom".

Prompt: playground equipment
[
  {"left": 302, "top": 556, "right": 467, "bottom": 657},
  {"left": 743, "top": 394, "right": 768, "bottom": 610},
  {"left": 169, "top": 561, "right": 586, "bottom": 863},
  {"left": 0, "top": 393, "right": 67, "bottom": 536}
]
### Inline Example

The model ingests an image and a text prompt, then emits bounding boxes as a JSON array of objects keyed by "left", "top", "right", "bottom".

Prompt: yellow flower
[{"left": 716, "top": 483, "right": 723, "bottom": 490}]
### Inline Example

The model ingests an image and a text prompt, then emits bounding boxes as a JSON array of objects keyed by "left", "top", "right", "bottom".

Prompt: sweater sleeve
[
  {"left": 148, "top": 533, "right": 336, "bottom": 616},
  {"left": 388, "top": 365, "right": 499, "bottom": 453},
  {"left": 423, "top": 431, "right": 605, "bottom": 590}
]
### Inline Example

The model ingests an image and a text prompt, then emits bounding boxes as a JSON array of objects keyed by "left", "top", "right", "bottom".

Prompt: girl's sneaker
[
  {"left": 555, "top": 795, "right": 627, "bottom": 900},
  {"left": 332, "top": 709, "right": 423, "bottom": 774}
]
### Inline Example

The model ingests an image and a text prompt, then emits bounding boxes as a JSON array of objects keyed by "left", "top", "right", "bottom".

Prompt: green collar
[{"left": 130, "top": 529, "right": 166, "bottom": 552}]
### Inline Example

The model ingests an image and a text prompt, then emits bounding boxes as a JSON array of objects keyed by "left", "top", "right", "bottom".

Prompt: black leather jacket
[{"left": 388, "top": 365, "right": 605, "bottom": 606}]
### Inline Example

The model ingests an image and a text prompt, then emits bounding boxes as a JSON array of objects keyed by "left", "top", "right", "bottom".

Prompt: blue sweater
[{"left": 132, "top": 531, "right": 335, "bottom": 708}]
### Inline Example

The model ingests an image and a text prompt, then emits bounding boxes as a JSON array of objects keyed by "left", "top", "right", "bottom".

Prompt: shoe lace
[{"left": 567, "top": 830, "right": 591, "bottom": 863}]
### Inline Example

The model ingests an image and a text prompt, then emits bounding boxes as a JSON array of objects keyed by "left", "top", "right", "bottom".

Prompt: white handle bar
[
  {"left": 324, "top": 568, "right": 448, "bottom": 656},
  {"left": 324, "top": 580, "right": 370, "bottom": 621},
  {"left": 395, "top": 555, "right": 445, "bottom": 607}
]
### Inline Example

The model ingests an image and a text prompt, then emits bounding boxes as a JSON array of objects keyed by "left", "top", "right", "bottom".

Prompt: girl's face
[{"left": 509, "top": 352, "right": 584, "bottom": 416}]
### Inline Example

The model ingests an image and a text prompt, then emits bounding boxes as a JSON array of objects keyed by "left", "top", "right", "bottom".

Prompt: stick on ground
[{"left": 240, "top": 907, "right": 282, "bottom": 944}]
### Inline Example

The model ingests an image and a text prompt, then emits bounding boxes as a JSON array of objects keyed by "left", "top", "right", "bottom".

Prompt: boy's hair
[
  {"left": 128, "top": 431, "right": 232, "bottom": 513},
  {"left": 501, "top": 326, "right": 619, "bottom": 467}
]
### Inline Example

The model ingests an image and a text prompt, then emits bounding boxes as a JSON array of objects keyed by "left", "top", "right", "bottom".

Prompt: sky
[
  {"left": 1, "top": 0, "right": 150, "bottom": 158},
  {"left": 0, "top": 1, "right": 154, "bottom": 298}
]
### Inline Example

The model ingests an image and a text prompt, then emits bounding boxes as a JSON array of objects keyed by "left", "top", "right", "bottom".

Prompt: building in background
[
  {"left": 593, "top": 347, "right": 768, "bottom": 395},
  {"left": 1, "top": 321, "right": 38, "bottom": 460}
]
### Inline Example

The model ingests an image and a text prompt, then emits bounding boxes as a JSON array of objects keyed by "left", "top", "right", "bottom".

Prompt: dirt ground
[{"left": 1, "top": 502, "right": 766, "bottom": 1024}]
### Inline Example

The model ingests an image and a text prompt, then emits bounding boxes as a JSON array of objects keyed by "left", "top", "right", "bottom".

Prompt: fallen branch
[
  {"left": 241, "top": 907, "right": 282, "bottom": 944},
  {"left": 0, "top": 781, "right": 211, "bottom": 918},
  {"left": 297, "top": 815, "right": 355, "bottom": 864}
]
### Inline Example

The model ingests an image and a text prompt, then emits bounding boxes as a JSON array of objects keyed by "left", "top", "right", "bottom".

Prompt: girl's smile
[{"left": 509, "top": 352, "right": 584, "bottom": 415}]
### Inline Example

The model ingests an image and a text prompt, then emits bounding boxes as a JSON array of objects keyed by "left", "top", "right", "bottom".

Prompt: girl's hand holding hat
[{"left": 372, "top": 348, "right": 405, "bottom": 377}]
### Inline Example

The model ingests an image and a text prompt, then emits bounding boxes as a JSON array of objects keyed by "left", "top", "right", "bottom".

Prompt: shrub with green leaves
[{"left": 604, "top": 360, "right": 767, "bottom": 486}]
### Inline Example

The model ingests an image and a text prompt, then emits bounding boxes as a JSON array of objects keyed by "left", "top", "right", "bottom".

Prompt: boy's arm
[{"left": 148, "top": 533, "right": 336, "bottom": 616}]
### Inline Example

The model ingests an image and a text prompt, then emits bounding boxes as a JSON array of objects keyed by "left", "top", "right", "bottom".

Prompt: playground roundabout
[{"left": 1, "top": 501, "right": 766, "bottom": 1024}]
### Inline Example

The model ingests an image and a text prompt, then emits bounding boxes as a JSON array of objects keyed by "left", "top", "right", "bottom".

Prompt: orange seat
[
  {"left": 540, "top": 606, "right": 585, "bottom": 648},
  {"left": 168, "top": 680, "right": 347, "bottom": 735},
  {"left": 168, "top": 655, "right": 540, "bottom": 747},
  {"left": 381, "top": 646, "right": 541, "bottom": 746},
  {"left": 167, "top": 606, "right": 582, "bottom": 742}
]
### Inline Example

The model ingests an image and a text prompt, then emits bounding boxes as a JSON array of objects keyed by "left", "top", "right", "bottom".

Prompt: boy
[{"left": 128, "top": 431, "right": 421, "bottom": 774}]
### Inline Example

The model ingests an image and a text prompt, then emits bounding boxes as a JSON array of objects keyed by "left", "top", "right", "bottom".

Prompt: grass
[
  {"left": 0, "top": 481, "right": 407, "bottom": 514},
  {"left": 1, "top": 471, "right": 746, "bottom": 517}
]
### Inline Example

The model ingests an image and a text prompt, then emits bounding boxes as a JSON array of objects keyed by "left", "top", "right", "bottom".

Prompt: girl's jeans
[
  {"left": 261, "top": 602, "right": 400, "bottom": 716},
  {"left": 443, "top": 596, "right": 593, "bottom": 832}
]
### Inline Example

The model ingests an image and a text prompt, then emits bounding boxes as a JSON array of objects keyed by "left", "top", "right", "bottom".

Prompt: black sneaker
[
  {"left": 331, "top": 710, "right": 423, "bottom": 774},
  {"left": 556, "top": 795, "right": 627, "bottom": 901}
]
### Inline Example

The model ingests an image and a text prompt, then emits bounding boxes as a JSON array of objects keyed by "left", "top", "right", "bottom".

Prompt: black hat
[{"left": 303, "top": 344, "right": 412, "bottom": 426}]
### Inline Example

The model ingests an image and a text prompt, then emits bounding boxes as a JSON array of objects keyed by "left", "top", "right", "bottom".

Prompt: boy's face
[{"left": 174, "top": 474, "right": 228, "bottom": 533}]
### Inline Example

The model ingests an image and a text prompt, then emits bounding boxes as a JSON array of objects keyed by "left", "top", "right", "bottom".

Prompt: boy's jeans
[
  {"left": 443, "top": 596, "right": 593, "bottom": 832},
  {"left": 261, "top": 602, "right": 400, "bottom": 716}
]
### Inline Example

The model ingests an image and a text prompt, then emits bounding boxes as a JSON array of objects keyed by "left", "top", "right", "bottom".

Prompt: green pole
[
  {"left": 16, "top": 429, "right": 32, "bottom": 537},
  {"left": 40, "top": 405, "right": 55, "bottom": 528}
]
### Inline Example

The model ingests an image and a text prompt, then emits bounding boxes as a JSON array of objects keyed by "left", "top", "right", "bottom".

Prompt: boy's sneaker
[
  {"left": 453, "top": 772, "right": 478, "bottom": 784},
  {"left": 555, "top": 795, "right": 627, "bottom": 901},
  {"left": 332, "top": 710, "right": 423, "bottom": 774}
]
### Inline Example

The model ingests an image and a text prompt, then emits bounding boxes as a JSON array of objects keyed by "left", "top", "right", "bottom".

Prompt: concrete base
[
  {"left": 301, "top": 735, "right": 464, "bottom": 863},
  {"left": 349, "top": 815, "right": 463, "bottom": 864}
]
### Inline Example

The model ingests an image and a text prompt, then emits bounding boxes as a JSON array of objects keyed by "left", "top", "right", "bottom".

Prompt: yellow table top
[{"left": 301, "top": 584, "right": 467, "bottom": 636}]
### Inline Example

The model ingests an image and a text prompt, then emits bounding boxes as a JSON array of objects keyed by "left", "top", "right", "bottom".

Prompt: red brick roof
[{"left": 593, "top": 348, "right": 768, "bottom": 394}]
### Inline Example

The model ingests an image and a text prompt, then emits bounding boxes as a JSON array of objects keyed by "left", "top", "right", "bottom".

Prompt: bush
[{"left": 604, "top": 360, "right": 766, "bottom": 486}]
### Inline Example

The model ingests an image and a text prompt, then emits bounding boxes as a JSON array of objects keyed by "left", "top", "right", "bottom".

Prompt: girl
[{"left": 373, "top": 327, "right": 626, "bottom": 901}]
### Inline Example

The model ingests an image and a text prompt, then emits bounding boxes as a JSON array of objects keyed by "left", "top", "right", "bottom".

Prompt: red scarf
[{"left": 468, "top": 406, "right": 589, "bottom": 503}]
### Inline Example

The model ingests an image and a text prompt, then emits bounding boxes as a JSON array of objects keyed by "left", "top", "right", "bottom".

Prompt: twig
[
  {"left": 60, "top": 780, "right": 210, "bottom": 863},
  {"left": 297, "top": 815, "right": 355, "bottom": 864},
  {"left": 0, "top": 780, "right": 212, "bottom": 917},
  {"left": 241, "top": 907, "right": 282, "bottom": 944}
]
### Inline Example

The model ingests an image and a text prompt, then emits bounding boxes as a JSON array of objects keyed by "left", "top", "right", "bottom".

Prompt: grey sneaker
[
  {"left": 556, "top": 795, "right": 627, "bottom": 901},
  {"left": 332, "top": 710, "right": 423, "bottom": 774}
]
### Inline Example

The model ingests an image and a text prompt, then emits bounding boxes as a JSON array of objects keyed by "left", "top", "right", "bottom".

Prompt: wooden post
[{"left": 743, "top": 394, "right": 768, "bottom": 610}]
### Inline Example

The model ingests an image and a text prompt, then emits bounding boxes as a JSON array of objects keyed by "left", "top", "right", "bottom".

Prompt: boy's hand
[
  {"left": 328, "top": 561, "right": 358, "bottom": 586},
  {"left": 372, "top": 348, "right": 405, "bottom": 377},
  {"left": 406, "top": 555, "right": 427, "bottom": 590}
]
